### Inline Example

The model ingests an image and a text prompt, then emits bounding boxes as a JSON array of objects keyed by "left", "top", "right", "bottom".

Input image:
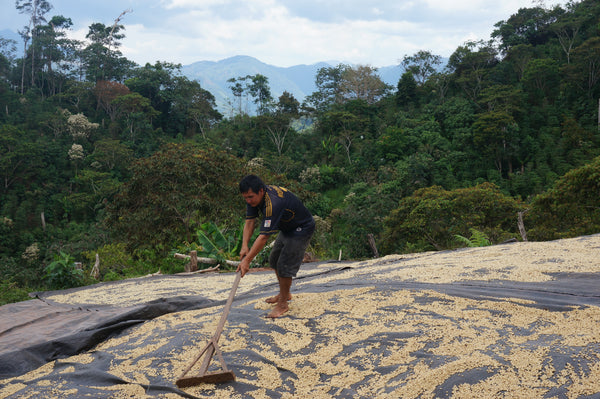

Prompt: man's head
[{"left": 240, "top": 175, "right": 266, "bottom": 207}]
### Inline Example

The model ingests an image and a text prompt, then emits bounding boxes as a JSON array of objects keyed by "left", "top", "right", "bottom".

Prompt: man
[{"left": 237, "top": 175, "right": 315, "bottom": 318}]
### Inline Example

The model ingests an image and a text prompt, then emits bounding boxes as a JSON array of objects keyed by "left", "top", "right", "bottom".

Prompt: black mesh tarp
[{"left": 1, "top": 235, "right": 600, "bottom": 398}]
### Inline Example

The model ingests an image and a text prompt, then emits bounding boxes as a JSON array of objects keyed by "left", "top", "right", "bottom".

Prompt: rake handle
[
  {"left": 211, "top": 271, "right": 242, "bottom": 342},
  {"left": 177, "top": 271, "right": 241, "bottom": 380}
]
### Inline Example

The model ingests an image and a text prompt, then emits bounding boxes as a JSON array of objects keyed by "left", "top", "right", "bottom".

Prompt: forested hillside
[{"left": 1, "top": 0, "right": 600, "bottom": 304}]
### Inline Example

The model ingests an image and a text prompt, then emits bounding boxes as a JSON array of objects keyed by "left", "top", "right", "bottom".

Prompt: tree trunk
[
  {"left": 20, "top": 38, "right": 28, "bottom": 94},
  {"left": 517, "top": 211, "right": 528, "bottom": 242},
  {"left": 367, "top": 234, "right": 379, "bottom": 258},
  {"left": 90, "top": 254, "right": 100, "bottom": 279}
]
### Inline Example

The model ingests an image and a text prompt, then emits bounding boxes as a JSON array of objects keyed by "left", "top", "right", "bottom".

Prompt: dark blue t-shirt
[{"left": 246, "top": 185, "right": 315, "bottom": 237}]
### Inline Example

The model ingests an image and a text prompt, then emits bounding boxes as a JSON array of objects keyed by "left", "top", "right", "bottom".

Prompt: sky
[{"left": 1, "top": 0, "right": 571, "bottom": 68}]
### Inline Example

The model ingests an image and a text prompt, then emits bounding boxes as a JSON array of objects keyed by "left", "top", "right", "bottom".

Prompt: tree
[
  {"left": 526, "top": 156, "right": 600, "bottom": 240},
  {"left": 472, "top": 110, "right": 519, "bottom": 175},
  {"left": 111, "top": 92, "right": 159, "bottom": 142},
  {"left": 304, "top": 64, "right": 348, "bottom": 112},
  {"left": 81, "top": 21, "right": 135, "bottom": 82},
  {"left": 426, "top": 71, "right": 452, "bottom": 103},
  {"left": 491, "top": 6, "right": 557, "bottom": 53},
  {"left": 504, "top": 44, "right": 535, "bottom": 81},
  {"left": 64, "top": 168, "right": 121, "bottom": 221},
  {"left": 31, "top": 15, "right": 78, "bottom": 96},
  {"left": 105, "top": 143, "right": 246, "bottom": 251},
  {"left": 168, "top": 77, "right": 222, "bottom": 138},
  {"left": 66, "top": 111, "right": 99, "bottom": 142},
  {"left": 396, "top": 71, "right": 417, "bottom": 108},
  {"left": 275, "top": 90, "right": 300, "bottom": 115},
  {"left": 58, "top": 81, "right": 95, "bottom": 112},
  {"left": 521, "top": 58, "right": 560, "bottom": 103},
  {"left": 247, "top": 74, "right": 273, "bottom": 115},
  {"left": 89, "top": 138, "right": 133, "bottom": 176},
  {"left": 227, "top": 76, "right": 247, "bottom": 115},
  {"left": 187, "top": 87, "right": 222, "bottom": 139},
  {"left": 259, "top": 91, "right": 300, "bottom": 157},
  {"left": 16, "top": 0, "right": 52, "bottom": 93},
  {"left": 338, "top": 65, "right": 389, "bottom": 104},
  {"left": 0, "top": 37, "right": 17, "bottom": 85},
  {"left": 93, "top": 80, "right": 130, "bottom": 122},
  {"left": 563, "top": 37, "right": 600, "bottom": 99},
  {"left": 381, "top": 183, "right": 522, "bottom": 254},
  {"left": 400, "top": 50, "right": 443, "bottom": 85},
  {"left": 552, "top": 12, "right": 583, "bottom": 64},
  {"left": 478, "top": 84, "right": 523, "bottom": 113},
  {"left": 448, "top": 40, "right": 498, "bottom": 102},
  {"left": 319, "top": 109, "right": 365, "bottom": 165},
  {"left": 225, "top": 74, "right": 273, "bottom": 116},
  {"left": 0, "top": 124, "right": 43, "bottom": 191},
  {"left": 125, "top": 61, "right": 182, "bottom": 128}
]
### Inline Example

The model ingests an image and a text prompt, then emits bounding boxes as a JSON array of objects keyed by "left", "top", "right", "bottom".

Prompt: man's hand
[
  {"left": 239, "top": 245, "right": 249, "bottom": 261},
  {"left": 237, "top": 257, "right": 250, "bottom": 277},
  {"left": 237, "top": 233, "right": 268, "bottom": 278}
]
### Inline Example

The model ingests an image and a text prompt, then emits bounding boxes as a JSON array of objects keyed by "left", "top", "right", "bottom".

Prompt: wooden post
[
  {"left": 174, "top": 253, "right": 240, "bottom": 274},
  {"left": 517, "top": 211, "right": 528, "bottom": 242},
  {"left": 189, "top": 250, "right": 198, "bottom": 272},
  {"left": 367, "top": 233, "right": 379, "bottom": 258},
  {"left": 91, "top": 253, "right": 100, "bottom": 279}
]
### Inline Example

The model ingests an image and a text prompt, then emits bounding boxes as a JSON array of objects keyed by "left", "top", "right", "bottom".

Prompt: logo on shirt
[{"left": 264, "top": 220, "right": 271, "bottom": 228}]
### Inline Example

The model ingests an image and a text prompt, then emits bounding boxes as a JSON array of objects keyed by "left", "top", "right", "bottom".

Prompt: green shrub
[
  {"left": 526, "top": 156, "right": 600, "bottom": 240},
  {"left": 381, "top": 183, "right": 522, "bottom": 254},
  {"left": 44, "top": 252, "right": 84, "bottom": 290},
  {"left": 102, "top": 271, "right": 122, "bottom": 282},
  {"left": 328, "top": 181, "right": 405, "bottom": 259},
  {"left": 0, "top": 279, "right": 32, "bottom": 305},
  {"left": 85, "top": 243, "right": 184, "bottom": 280},
  {"left": 84, "top": 243, "right": 135, "bottom": 280}
]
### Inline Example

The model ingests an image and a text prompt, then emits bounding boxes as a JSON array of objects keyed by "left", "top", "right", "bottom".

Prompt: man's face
[{"left": 242, "top": 188, "right": 264, "bottom": 207}]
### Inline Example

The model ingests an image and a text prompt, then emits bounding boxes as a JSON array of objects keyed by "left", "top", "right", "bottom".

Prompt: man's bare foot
[
  {"left": 267, "top": 302, "right": 289, "bottom": 318},
  {"left": 265, "top": 293, "right": 292, "bottom": 304}
]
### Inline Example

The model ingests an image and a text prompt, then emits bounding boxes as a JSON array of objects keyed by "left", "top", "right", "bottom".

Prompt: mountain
[
  {"left": 181, "top": 55, "right": 404, "bottom": 115},
  {"left": 0, "top": 30, "right": 406, "bottom": 115}
]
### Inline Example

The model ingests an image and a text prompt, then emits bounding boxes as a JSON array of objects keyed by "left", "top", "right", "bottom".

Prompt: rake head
[{"left": 176, "top": 370, "right": 236, "bottom": 387}]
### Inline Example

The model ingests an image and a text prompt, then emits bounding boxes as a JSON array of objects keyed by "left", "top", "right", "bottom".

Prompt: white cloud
[
  {"left": 1, "top": 0, "right": 576, "bottom": 68},
  {"left": 160, "top": 0, "right": 233, "bottom": 9},
  {"left": 121, "top": 6, "right": 485, "bottom": 67}
]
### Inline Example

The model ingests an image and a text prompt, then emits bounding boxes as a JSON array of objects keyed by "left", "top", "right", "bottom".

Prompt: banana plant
[
  {"left": 195, "top": 220, "right": 254, "bottom": 268},
  {"left": 454, "top": 228, "right": 492, "bottom": 248}
]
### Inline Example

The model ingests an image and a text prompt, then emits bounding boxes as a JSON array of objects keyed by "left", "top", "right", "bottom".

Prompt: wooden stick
[{"left": 174, "top": 253, "right": 240, "bottom": 268}]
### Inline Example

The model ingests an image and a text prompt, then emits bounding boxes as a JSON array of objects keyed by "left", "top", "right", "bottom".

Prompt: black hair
[{"left": 239, "top": 175, "right": 266, "bottom": 193}]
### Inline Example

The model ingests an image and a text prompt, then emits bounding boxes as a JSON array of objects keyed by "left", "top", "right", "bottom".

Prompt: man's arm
[
  {"left": 237, "top": 233, "right": 269, "bottom": 277},
  {"left": 240, "top": 218, "right": 256, "bottom": 260}
]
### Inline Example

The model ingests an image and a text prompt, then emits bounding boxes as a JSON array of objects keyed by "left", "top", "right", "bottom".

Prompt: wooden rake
[{"left": 176, "top": 271, "right": 241, "bottom": 387}]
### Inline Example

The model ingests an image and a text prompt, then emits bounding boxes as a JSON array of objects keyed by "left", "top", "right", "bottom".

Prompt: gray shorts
[{"left": 269, "top": 233, "right": 312, "bottom": 278}]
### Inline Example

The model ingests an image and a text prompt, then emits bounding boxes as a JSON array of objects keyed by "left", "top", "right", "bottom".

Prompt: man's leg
[
  {"left": 266, "top": 269, "right": 292, "bottom": 303},
  {"left": 267, "top": 275, "right": 292, "bottom": 318},
  {"left": 266, "top": 233, "right": 312, "bottom": 318},
  {"left": 265, "top": 235, "right": 292, "bottom": 303}
]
